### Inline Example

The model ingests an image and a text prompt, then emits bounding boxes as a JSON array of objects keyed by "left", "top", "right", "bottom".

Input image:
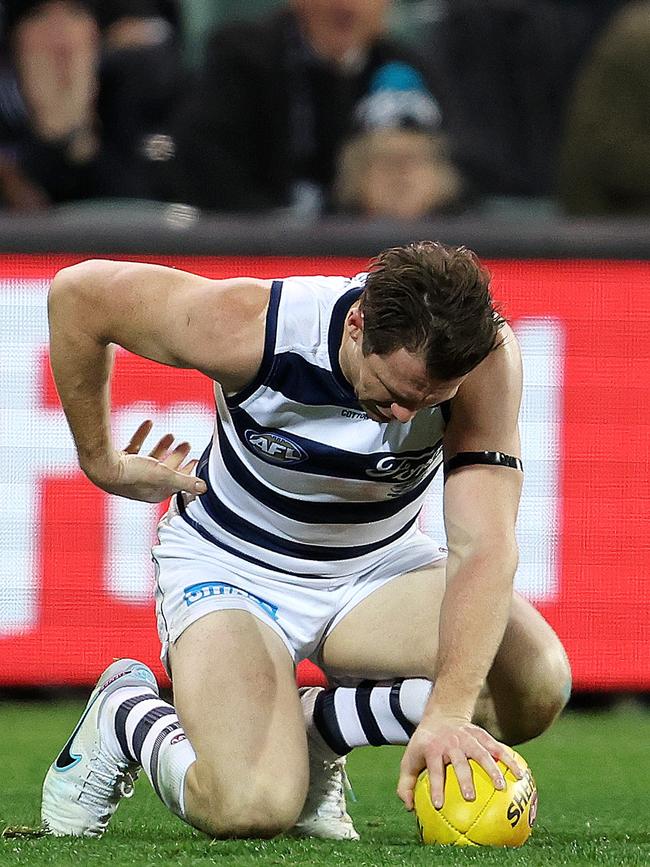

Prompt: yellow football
[{"left": 413, "top": 750, "right": 537, "bottom": 847}]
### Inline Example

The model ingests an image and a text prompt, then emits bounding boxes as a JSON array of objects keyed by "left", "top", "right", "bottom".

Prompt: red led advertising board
[{"left": 0, "top": 255, "right": 648, "bottom": 689}]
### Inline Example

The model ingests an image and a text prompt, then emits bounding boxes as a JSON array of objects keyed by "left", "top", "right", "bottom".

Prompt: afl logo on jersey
[{"left": 244, "top": 429, "right": 308, "bottom": 465}]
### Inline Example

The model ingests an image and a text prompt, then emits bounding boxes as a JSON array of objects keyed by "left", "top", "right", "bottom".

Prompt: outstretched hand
[
  {"left": 397, "top": 714, "right": 524, "bottom": 811},
  {"left": 85, "top": 420, "right": 207, "bottom": 503}
]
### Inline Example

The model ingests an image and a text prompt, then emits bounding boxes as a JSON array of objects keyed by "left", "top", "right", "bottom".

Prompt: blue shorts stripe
[
  {"left": 176, "top": 496, "right": 338, "bottom": 578},
  {"left": 177, "top": 509, "right": 301, "bottom": 576}
]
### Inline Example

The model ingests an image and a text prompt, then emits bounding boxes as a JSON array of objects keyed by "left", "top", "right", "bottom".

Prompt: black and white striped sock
[
  {"left": 311, "top": 678, "right": 433, "bottom": 755},
  {"left": 103, "top": 687, "right": 196, "bottom": 819}
]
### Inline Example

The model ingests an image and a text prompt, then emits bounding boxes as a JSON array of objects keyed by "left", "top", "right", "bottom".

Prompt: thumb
[{"left": 169, "top": 470, "right": 206, "bottom": 495}]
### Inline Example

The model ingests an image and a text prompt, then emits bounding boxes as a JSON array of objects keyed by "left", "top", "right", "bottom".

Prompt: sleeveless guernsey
[{"left": 180, "top": 275, "right": 446, "bottom": 580}]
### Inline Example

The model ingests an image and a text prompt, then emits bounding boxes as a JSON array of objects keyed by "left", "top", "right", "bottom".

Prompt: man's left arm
[{"left": 398, "top": 323, "right": 524, "bottom": 809}]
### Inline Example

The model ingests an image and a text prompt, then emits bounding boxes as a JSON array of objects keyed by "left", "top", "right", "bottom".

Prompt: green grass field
[{"left": 2, "top": 701, "right": 649, "bottom": 866}]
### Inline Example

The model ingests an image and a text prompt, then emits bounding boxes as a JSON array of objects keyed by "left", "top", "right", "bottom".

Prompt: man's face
[
  {"left": 292, "top": 0, "right": 390, "bottom": 65},
  {"left": 361, "top": 130, "right": 449, "bottom": 219},
  {"left": 354, "top": 346, "right": 465, "bottom": 423},
  {"left": 14, "top": 1, "right": 99, "bottom": 57}
]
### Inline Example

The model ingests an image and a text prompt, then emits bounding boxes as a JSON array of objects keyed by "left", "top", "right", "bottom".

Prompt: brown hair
[{"left": 360, "top": 241, "right": 502, "bottom": 379}]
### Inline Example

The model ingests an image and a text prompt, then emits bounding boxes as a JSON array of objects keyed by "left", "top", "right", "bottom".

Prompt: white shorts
[{"left": 152, "top": 496, "right": 446, "bottom": 675}]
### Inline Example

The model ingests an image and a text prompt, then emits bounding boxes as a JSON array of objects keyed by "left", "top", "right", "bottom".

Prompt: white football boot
[
  {"left": 41, "top": 658, "right": 158, "bottom": 837},
  {"left": 291, "top": 686, "right": 360, "bottom": 841}
]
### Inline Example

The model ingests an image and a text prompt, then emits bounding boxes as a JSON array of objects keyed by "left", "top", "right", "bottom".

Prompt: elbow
[
  {"left": 48, "top": 259, "right": 116, "bottom": 315},
  {"left": 48, "top": 266, "right": 82, "bottom": 322},
  {"left": 449, "top": 535, "right": 519, "bottom": 583},
  {"left": 485, "top": 537, "right": 519, "bottom": 580},
  {"left": 48, "top": 261, "right": 118, "bottom": 346},
  {"left": 50, "top": 259, "right": 107, "bottom": 291},
  {"left": 49, "top": 261, "right": 92, "bottom": 304},
  {"left": 49, "top": 265, "right": 78, "bottom": 301}
]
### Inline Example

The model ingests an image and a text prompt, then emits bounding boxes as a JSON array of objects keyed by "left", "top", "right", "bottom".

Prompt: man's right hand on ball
[{"left": 397, "top": 714, "right": 524, "bottom": 811}]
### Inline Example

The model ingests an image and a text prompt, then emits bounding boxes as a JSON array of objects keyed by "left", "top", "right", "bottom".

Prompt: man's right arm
[{"left": 48, "top": 259, "right": 270, "bottom": 500}]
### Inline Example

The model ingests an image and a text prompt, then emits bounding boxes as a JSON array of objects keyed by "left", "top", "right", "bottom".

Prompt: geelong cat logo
[
  {"left": 366, "top": 445, "right": 442, "bottom": 496},
  {"left": 244, "top": 429, "right": 308, "bottom": 464},
  {"left": 367, "top": 453, "right": 436, "bottom": 483}
]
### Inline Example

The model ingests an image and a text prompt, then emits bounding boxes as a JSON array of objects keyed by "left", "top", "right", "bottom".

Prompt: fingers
[
  {"left": 123, "top": 419, "right": 153, "bottom": 454},
  {"left": 449, "top": 749, "right": 478, "bottom": 802},
  {"left": 163, "top": 441, "right": 191, "bottom": 470},
  {"left": 493, "top": 744, "right": 525, "bottom": 780},
  {"left": 121, "top": 423, "right": 207, "bottom": 497},
  {"left": 149, "top": 433, "right": 175, "bottom": 461},
  {"left": 153, "top": 442, "right": 206, "bottom": 495},
  {"left": 132, "top": 428, "right": 198, "bottom": 474},
  {"left": 424, "top": 753, "right": 446, "bottom": 810},
  {"left": 448, "top": 736, "right": 512, "bottom": 802},
  {"left": 399, "top": 723, "right": 517, "bottom": 815},
  {"left": 158, "top": 445, "right": 206, "bottom": 494},
  {"left": 183, "top": 459, "right": 199, "bottom": 477},
  {"left": 473, "top": 728, "right": 523, "bottom": 782},
  {"left": 396, "top": 762, "right": 418, "bottom": 811},
  {"left": 471, "top": 745, "right": 505, "bottom": 793},
  {"left": 162, "top": 451, "right": 205, "bottom": 494}
]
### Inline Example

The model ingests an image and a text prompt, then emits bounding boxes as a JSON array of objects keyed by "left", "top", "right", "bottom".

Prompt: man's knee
[
  {"left": 187, "top": 763, "right": 305, "bottom": 838},
  {"left": 531, "top": 642, "right": 572, "bottom": 729},
  {"left": 508, "top": 642, "right": 572, "bottom": 743},
  {"left": 481, "top": 636, "right": 572, "bottom": 745}
]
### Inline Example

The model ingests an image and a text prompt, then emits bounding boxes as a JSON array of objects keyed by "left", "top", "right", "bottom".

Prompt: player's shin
[
  {"left": 41, "top": 658, "right": 197, "bottom": 837},
  {"left": 307, "top": 678, "right": 433, "bottom": 754},
  {"left": 291, "top": 679, "right": 433, "bottom": 841},
  {"left": 290, "top": 686, "right": 362, "bottom": 841},
  {"left": 103, "top": 687, "right": 196, "bottom": 819}
]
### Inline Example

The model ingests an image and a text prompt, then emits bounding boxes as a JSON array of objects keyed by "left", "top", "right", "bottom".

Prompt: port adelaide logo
[{"left": 244, "top": 429, "right": 308, "bottom": 465}]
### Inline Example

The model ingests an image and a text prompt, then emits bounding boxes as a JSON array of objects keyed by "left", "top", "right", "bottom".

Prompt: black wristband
[{"left": 444, "top": 451, "right": 523, "bottom": 478}]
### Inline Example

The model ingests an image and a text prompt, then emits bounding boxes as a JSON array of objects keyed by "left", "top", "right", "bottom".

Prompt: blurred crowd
[{"left": 0, "top": 0, "right": 647, "bottom": 219}]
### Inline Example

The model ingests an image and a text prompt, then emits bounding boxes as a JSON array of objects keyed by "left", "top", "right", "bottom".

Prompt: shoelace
[
  {"left": 311, "top": 758, "right": 347, "bottom": 818},
  {"left": 78, "top": 750, "right": 138, "bottom": 814},
  {"left": 342, "top": 763, "right": 357, "bottom": 803}
]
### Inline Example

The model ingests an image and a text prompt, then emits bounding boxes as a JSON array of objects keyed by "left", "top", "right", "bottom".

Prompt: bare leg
[
  {"left": 320, "top": 564, "right": 571, "bottom": 744},
  {"left": 169, "top": 609, "right": 309, "bottom": 837},
  {"left": 479, "top": 594, "right": 572, "bottom": 743}
]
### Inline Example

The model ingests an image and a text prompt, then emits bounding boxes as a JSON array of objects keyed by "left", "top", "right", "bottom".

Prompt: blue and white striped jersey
[{"left": 180, "top": 274, "right": 447, "bottom": 579}]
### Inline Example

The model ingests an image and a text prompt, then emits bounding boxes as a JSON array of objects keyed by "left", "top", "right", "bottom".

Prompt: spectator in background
[
  {"left": 0, "top": 0, "right": 102, "bottom": 208},
  {"left": 0, "top": 36, "right": 48, "bottom": 209},
  {"left": 557, "top": 1, "right": 650, "bottom": 216},
  {"left": 421, "top": 0, "right": 626, "bottom": 202},
  {"left": 171, "top": 0, "right": 444, "bottom": 215},
  {"left": 333, "top": 61, "right": 462, "bottom": 218},
  {"left": 0, "top": 0, "right": 183, "bottom": 210},
  {"left": 95, "top": 0, "right": 185, "bottom": 201}
]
